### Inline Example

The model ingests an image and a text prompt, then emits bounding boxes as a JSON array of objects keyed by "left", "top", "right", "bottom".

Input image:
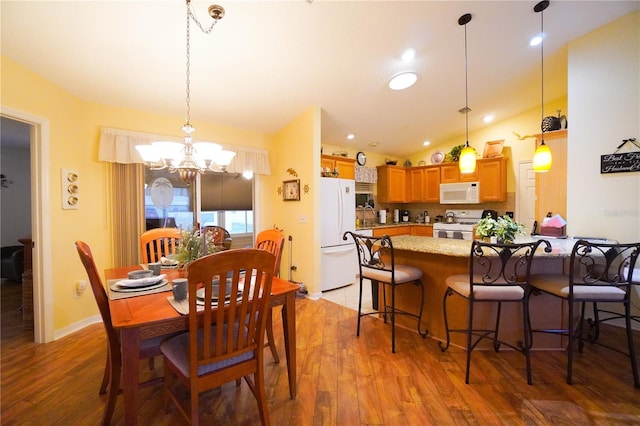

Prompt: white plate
[
  {"left": 110, "top": 279, "right": 168, "bottom": 293},
  {"left": 431, "top": 151, "right": 445, "bottom": 164},
  {"left": 196, "top": 287, "right": 241, "bottom": 301},
  {"left": 196, "top": 292, "right": 243, "bottom": 305},
  {"left": 115, "top": 275, "right": 165, "bottom": 288}
]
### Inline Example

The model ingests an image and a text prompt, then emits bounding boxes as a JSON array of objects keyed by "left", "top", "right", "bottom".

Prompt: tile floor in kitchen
[{"left": 321, "top": 280, "right": 375, "bottom": 314}]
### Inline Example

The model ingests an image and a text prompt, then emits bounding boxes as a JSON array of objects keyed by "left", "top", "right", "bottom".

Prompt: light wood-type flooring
[{"left": 2, "top": 279, "right": 639, "bottom": 425}]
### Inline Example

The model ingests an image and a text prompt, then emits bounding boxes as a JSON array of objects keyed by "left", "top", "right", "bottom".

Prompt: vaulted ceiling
[{"left": 2, "top": 1, "right": 638, "bottom": 155}]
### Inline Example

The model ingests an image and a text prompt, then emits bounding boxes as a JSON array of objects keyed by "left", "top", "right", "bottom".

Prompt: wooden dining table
[{"left": 105, "top": 265, "right": 300, "bottom": 426}]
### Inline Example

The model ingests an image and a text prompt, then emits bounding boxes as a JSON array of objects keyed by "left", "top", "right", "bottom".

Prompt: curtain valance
[{"left": 98, "top": 127, "right": 271, "bottom": 175}]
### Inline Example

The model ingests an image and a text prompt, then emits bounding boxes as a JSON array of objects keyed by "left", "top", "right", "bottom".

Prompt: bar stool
[
  {"left": 529, "top": 240, "right": 640, "bottom": 388},
  {"left": 343, "top": 231, "right": 428, "bottom": 353},
  {"left": 439, "top": 239, "right": 551, "bottom": 384}
]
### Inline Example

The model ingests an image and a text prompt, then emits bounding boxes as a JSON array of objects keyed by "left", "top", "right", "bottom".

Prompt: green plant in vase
[
  {"left": 494, "top": 216, "right": 526, "bottom": 243},
  {"left": 475, "top": 214, "right": 497, "bottom": 240},
  {"left": 175, "top": 228, "right": 223, "bottom": 268}
]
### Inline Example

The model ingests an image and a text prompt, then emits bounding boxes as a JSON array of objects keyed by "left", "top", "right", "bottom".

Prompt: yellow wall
[
  {"left": 409, "top": 97, "right": 567, "bottom": 193},
  {"left": 266, "top": 107, "right": 321, "bottom": 293},
  {"left": 1, "top": 56, "right": 279, "bottom": 334}
]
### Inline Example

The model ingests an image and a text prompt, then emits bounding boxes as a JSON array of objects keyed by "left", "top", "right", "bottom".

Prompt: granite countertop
[
  {"left": 390, "top": 235, "right": 580, "bottom": 258},
  {"left": 355, "top": 222, "right": 433, "bottom": 231}
]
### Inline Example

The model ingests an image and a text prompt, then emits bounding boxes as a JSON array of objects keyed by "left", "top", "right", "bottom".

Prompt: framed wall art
[{"left": 282, "top": 179, "right": 300, "bottom": 201}]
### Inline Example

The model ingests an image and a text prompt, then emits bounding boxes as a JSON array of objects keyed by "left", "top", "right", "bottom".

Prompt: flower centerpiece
[
  {"left": 475, "top": 214, "right": 526, "bottom": 244},
  {"left": 175, "top": 228, "right": 223, "bottom": 268}
]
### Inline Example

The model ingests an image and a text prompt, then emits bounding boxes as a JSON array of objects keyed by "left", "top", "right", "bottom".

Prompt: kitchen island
[{"left": 380, "top": 235, "right": 575, "bottom": 350}]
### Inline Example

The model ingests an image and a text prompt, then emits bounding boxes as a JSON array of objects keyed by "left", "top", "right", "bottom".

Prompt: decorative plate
[{"left": 430, "top": 151, "right": 445, "bottom": 164}]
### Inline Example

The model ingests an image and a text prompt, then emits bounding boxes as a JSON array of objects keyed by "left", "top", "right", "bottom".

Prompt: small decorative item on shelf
[
  {"left": 175, "top": 228, "right": 224, "bottom": 268},
  {"left": 475, "top": 214, "right": 526, "bottom": 244}
]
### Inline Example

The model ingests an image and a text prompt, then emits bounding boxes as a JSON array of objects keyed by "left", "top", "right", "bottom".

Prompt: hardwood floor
[{"left": 2, "top": 280, "right": 639, "bottom": 425}]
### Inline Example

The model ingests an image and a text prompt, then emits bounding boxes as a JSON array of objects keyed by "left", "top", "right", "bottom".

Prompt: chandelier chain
[{"left": 185, "top": 2, "right": 191, "bottom": 127}]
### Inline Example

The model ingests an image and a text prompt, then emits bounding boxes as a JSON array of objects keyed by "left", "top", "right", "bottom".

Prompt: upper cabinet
[
  {"left": 534, "top": 130, "right": 567, "bottom": 222},
  {"left": 477, "top": 157, "right": 507, "bottom": 202},
  {"left": 377, "top": 165, "right": 406, "bottom": 203},
  {"left": 321, "top": 155, "right": 355, "bottom": 180},
  {"left": 406, "top": 166, "right": 440, "bottom": 203},
  {"left": 440, "top": 163, "right": 478, "bottom": 183}
]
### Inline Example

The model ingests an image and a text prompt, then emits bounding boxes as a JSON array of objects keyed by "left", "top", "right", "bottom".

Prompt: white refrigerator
[{"left": 320, "top": 177, "right": 357, "bottom": 291}]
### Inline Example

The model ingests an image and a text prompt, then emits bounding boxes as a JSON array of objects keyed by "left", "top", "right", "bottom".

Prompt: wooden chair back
[
  {"left": 140, "top": 227, "right": 181, "bottom": 264},
  {"left": 255, "top": 228, "right": 285, "bottom": 277},
  {"left": 201, "top": 225, "right": 232, "bottom": 250}
]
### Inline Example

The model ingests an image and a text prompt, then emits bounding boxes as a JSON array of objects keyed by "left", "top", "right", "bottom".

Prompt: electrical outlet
[{"left": 76, "top": 280, "right": 87, "bottom": 295}]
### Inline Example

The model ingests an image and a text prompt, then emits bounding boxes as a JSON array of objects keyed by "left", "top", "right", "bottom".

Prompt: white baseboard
[{"left": 53, "top": 315, "right": 102, "bottom": 340}]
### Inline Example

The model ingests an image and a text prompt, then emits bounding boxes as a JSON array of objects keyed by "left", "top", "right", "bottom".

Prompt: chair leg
[
  {"left": 624, "top": 303, "right": 640, "bottom": 388},
  {"left": 102, "top": 351, "right": 121, "bottom": 426},
  {"left": 493, "top": 302, "right": 503, "bottom": 352},
  {"left": 99, "top": 346, "right": 110, "bottom": 394},
  {"left": 438, "top": 288, "right": 453, "bottom": 351},
  {"left": 266, "top": 309, "right": 280, "bottom": 363},
  {"left": 522, "top": 297, "right": 533, "bottom": 385},
  {"left": 190, "top": 389, "right": 199, "bottom": 425},
  {"left": 566, "top": 299, "right": 575, "bottom": 385},
  {"left": 415, "top": 279, "right": 428, "bottom": 338},
  {"left": 391, "top": 284, "right": 396, "bottom": 353},
  {"left": 356, "top": 278, "right": 364, "bottom": 337},
  {"left": 464, "top": 298, "right": 474, "bottom": 384},
  {"left": 254, "top": 364, "right": 271, "bottom": 425}
]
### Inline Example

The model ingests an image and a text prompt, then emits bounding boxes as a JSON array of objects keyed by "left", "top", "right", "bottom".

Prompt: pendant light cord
[
  {"left": 540, "top": 5, "right": 544, "bottom": 139},
  {"left": 464, "top": 21, "right": 469, "bottom": 146},
  {"left": 185, "top": 0, "right": 192, "bottom": 129}
]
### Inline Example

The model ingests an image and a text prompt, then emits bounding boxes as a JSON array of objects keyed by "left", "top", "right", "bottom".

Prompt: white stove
[{"left": 433, "top": 209, "right": 484, "bottom": 240}]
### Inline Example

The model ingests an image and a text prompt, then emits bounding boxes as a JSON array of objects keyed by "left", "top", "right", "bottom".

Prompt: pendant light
[
  {"left": 533, "top": 0, "right": 552, "bottom": 172},
  {"left": 136, "top": 1, "right": 236, "bottom": 185},
  {"left": 458, "top": 13, "right": 476, "bottom": 174}
]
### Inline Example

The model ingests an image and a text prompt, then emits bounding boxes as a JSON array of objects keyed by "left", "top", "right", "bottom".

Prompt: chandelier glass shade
[
  {"left": 135, "top": 0, "right": 233, "bottom": 185},
  {"left": 458, "top": 13, "right": 476, "bottom": 175},
  {"left": 533, "top": 0, "right": 552, "bottom": 173}
]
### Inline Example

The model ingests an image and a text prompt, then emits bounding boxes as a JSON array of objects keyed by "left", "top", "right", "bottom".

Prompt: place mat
[
  {"left": 167, "top": 294, "right": 244, "bottom": 315},
  {"left": 107, "top": 279, "right": 172, "bottom": 300}
]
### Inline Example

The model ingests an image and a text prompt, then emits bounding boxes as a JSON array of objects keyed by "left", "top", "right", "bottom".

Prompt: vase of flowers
[
  {"left": 175, "top": 228, "right": 223, "bottom": 269},
  {"left": 475, "top": 214, "right": 526, "bottom": 244}
]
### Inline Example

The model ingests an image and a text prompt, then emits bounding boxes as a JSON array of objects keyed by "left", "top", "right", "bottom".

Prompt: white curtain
[{"left": 99, "top": 127, "right": 271, "bottom": 175}]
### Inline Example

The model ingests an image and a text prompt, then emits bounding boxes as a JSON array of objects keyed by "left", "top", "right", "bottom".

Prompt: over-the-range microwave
[{"left": 439, "top": 182, "right": 480, "bottom": 204}]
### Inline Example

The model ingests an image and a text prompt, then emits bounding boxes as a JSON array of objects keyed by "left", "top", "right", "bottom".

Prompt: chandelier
[{"left": 136, "top": 0, "right": 234, "bottom": 185}]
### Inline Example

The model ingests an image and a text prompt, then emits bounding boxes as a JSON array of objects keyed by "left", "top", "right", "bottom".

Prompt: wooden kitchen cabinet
[
  {"left": 373, "top": 226, "right": 410, "bottom": 237},
  {"left": 321, "top": 155, "right": 355, "bottom": 179},
  {"left": 535, "top": 130, "right": 567, "bottom": 222},
  {"left": 478, "top": 157, "right": 507, "bottom": 202},
  {"left": 377, "top": 165, "right": 406, "bottom": 203},
  {"left": 406, "top": 166, "right": 440, "bottom": 202},
  {"left": 410, "top": 225, "right": 433, "bottom": 237},
  {"left": 440, "top": 163, "right": 478, "bottom": 183}
]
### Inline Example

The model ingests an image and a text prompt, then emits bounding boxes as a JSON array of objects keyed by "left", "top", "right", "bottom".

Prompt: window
[{"left": 143, "top": 170, "right": 253, "bottom": 239}]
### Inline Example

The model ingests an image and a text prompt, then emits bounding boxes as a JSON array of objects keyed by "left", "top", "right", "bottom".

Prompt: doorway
[
  {"left": 516, "top": 161, "right": 536, "bottom": 232},
  {"left": 1, "top": 108, "right": 52, "bottom": 343}
]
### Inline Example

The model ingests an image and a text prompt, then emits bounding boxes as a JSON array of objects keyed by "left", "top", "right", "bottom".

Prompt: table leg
[
  {"left": 282, "top": 293, "right": 296, "bottom": 399},
  {"left": 120, "top": 328, "right": 140, "bottom": 426}
]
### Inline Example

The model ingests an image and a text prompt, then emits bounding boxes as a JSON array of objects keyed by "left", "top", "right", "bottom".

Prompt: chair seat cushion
[
  {"left": 446, "top": 274, "right": 524, "bottom": 300},
  {"left": 362, "top": 264, "right": 423, "bottom": 284},
  {"left": 530, "top": 275, "right": 626, "bottom": 301},
  {"left": 160, "top": 326, "right": 253, "bottom": 378}
]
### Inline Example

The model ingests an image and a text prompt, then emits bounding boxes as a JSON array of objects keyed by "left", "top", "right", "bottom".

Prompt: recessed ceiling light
[
  {"left": 346, "top": 133, "right": 355, "bottom": 140},
  {"left": 388, "top": 72, "right": 418, "bottom": 90},
  {"left": 423, "top": 140, "right": 431, "bottom": 146},
  {"left": 401, "top": 48, "right": 416, "bottom": 61},
  {"left": 483, "top": 114, "right": 495, "bottom": 123}
]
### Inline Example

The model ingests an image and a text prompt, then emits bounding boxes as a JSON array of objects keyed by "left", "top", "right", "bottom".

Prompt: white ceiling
[{"left": 2, "top": 1, "right": 639, "bottom": 156}]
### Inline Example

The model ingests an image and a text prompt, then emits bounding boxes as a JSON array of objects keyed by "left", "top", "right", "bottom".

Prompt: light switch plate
[{"left": 61, "top": 168, "right": 79, "bottom": 210}]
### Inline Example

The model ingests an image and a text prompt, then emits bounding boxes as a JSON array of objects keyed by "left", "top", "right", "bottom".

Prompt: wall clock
[
  {"left": 356, "top": 151, "right": 367, "bottom": 166},
  {"left": 282, "top": 179, "right": 300, "bottom": 201}
]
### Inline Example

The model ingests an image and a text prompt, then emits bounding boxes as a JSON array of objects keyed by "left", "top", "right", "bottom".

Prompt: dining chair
[
  {"left": 140, "top": 227, "right": 181, "bottom": 264},
  {"left": 255, "top": 228, "right": 285, "bottom": 362},
  {"left": 160, "top": 248, "right": 276, "bottom": 425},
  {"left": 343, "top": 231, "right": 428, "bottom": 353},
  {"left": 529, "top": 240, "right": 640, "bottom": 388},
  {"left": 75, "top": 241, "right": 166, "bottom": 425},
  {"left": 439, "top": 239, "right": 551, "bottom": 384},
  {"left": 200, "top": 225, "right": 232, "bottom": 251}
]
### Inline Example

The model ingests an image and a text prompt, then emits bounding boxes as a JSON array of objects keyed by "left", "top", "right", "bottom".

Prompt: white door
[{"left": 517, "top": 161, "right": 536, "bottom": 232}]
